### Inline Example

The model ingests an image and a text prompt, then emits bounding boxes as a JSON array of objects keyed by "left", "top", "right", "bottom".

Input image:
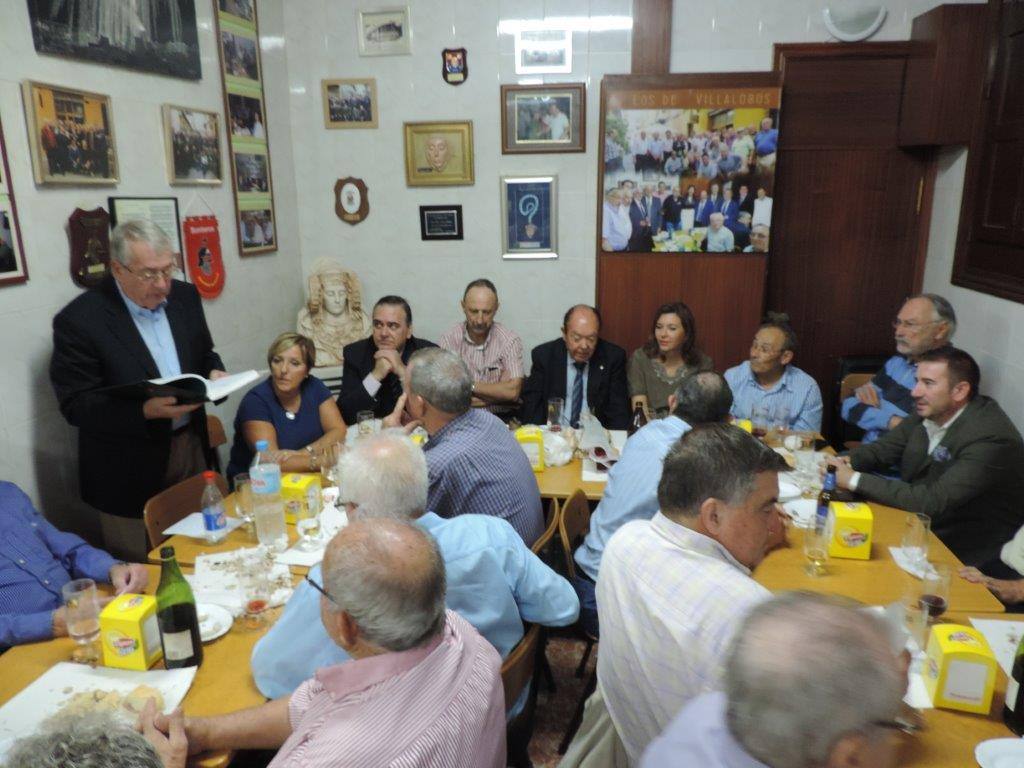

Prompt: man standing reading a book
[{"left": 51, "top": 220, "right": 228, "bottom": 561}]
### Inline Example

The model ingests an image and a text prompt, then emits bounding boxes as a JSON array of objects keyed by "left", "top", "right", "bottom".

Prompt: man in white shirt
[
  {"left": 561, "top": 423, "right": 789, "bottom": 765},
  {"left": 705, "top": 212, "right": 735, "bottom": 252},
  {"left": 601, "top": 188, "right": 632, "bottom": 252},
  {"left": 544, "top": 102, "right": 570, "bottom": 141}
]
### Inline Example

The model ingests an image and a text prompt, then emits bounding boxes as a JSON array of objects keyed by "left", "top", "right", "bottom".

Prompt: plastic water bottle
[
  {"left": 250, "top": 440, "right": 286, "bottom": 551},
  {"left": 200, "top": 471, "right": 227, "bottom": 543}
]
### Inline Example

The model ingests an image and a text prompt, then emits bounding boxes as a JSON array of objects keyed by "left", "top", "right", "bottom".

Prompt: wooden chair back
[
  {"left": 531, "top": 501, "right": 560, "bottom": 556},
  {"left": 143, "top": 472, "right": 228, "bottom": 549},
  {"left": 501, "top": 623, "right": 541, "bottom": 712},
  {"left": 839, "top": 372, "right": 874, "bottom": 403},
  {"left": 558, "top": 489, "right": 591, "bottom": 581},
  {"left": 206, "top": 414, "right": 227, "bottom": 449}
]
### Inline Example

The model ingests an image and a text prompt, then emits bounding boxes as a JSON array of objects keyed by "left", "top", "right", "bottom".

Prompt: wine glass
[
  {"left": 62, "top": 578, "right": 100, "bottom": 663},
  {"left": 356, "top": 411, "right": 376, "bottom": 438},
  {"left": 293, "top": 498, "right": 322, "bottom": 552},
  {"left": 233, "top": 473, "right": 255, "bottom": 539},
  {"left": 319, "top": 443, "right": 341, "bottom": 489},
  {"left": 547, "top": 398, "right": 564, "bottom": 432},
  {"left": 751, "top": 402, "right": 770, "bottom": 438},
  {"left": 901, "top": 513, "right": 930, "bottom": 569},
  {"left": 803, "top": 524, "right": 829, "bottom": 577},
  {"left": 242, "top": 570, "right": 271, "bottom": 631},
  {"left": 920, "top": 563, "right": 951, "bottom": 622}
]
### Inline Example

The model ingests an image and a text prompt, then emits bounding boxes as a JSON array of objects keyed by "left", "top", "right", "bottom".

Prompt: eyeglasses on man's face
[{"left": 121, "top": 262, "right": 176, "bottom": 284}]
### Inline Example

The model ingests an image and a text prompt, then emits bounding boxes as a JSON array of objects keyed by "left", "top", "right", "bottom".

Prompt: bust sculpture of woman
[{"left": 296, "top": 258, "right": 371, "bottom": 366}]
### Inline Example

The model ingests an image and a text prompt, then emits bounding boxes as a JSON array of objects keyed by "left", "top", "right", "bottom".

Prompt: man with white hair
[
  {"left": 705, "top": 212, "right": 735, "bottom": 252},
  {"left": 144, "top": 517, "right": 507, "bottom": 767},
  {"left": 562, "top": 424, "right": 789, "bottom": 765},
  {"left": 50, "top": 220, "right": 227, "bottom": 560},
  {"left": 251, "top": 431, "right": 578, "bottom": 702},
  {"left": 386, "top": 347, "right": 545, "bottom": 544},
  {"left": 641, "top": 592, "right": 906, "bottom": 768}
]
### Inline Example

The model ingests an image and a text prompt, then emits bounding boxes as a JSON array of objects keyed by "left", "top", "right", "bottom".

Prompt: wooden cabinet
[
  {"left": 898, "top": 4, "right": 989, "bottom": 147},
  {"left": 952, "top": 0, "right": 1024, "bottom": 301}
]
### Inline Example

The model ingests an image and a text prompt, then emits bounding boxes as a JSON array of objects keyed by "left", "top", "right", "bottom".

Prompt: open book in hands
[{"left": 101, "top": 369, "right": 260, "bottom": 405}]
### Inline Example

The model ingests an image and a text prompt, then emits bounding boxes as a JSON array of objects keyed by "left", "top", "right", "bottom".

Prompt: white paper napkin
[
  {"left": 782, "top": 498, "right": 817, "bottom": 528},
  {"left": 889, "top": 547, "right": 939, "bottom": 579},
  {"left": 581, "top": 457, "right": 610, "bottom": 484},
  {"left": 274, "top": 545, "right": 324, "bottom": 568},
  {"left": 162, "top": 513, "right": 244, "bottom": 539}
]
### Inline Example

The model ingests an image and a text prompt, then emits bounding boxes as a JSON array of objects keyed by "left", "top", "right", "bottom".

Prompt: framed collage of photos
[
  {"left": 215, "top": 0, "right": 277, "bottom": 255},
  {"left": 0, "top": 114, "right": 27, "bottom": 287}
]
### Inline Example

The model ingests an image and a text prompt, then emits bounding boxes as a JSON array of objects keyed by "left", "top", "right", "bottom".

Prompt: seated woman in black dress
[{"left": 226, "top": 332, "right": 347, "bottom": 479}]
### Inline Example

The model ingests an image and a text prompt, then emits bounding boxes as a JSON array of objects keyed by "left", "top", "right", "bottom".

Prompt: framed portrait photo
[
  {"left": 403, "top": 121, "right": 474, "bottom": 187},
  {"left": 227, "top": 93, "right": 267, "bottom": 141},
  {"left": 358, "top": 7, "right": 412, "bottom": 56},
  {"left": 419, "top": 205, "right": 463, "bottom": 241},
  {"left": 22, "top": 80, "right": 119, "bottom": 186},
  {"left": 162, "top": 105, "right": 222, "bottom": 185},
  {"left": 233, "top": 149, "right": 270, "bottom": 193},
  {"left": 501, "top": 83, "right": 585, "bottom": 154},
  {"left": 514, "top": 29, "right": 572, "bottom": 74},
  {"left": 239, "top": 207, "right": 276, "bottom": 255},
  {"left": 501, "top": 176, "right": 557, "bottom": 259},
  {"left": 322, "top": 79, "right": 378, "bottom": 129}
]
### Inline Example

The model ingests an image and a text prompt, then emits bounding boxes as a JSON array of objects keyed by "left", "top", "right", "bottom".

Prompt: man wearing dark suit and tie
[
  {"left": 628, "top": 186, "right": 659, "bottom": 251},
  {"left": 51, "top": 220, "right": 226, "bottom": 560},
  {"left": 719, "top": 188, "right": 739, "bottom": 224},
  {"left": 337, "top": 295, "right": 437, "bottom": 424},
  {"left": 736, "top": 184, "right": 755, "bottom": 216},
  {"left": 828, "top": 347, "right": 1024, "bottom": 570},
  {"left": 693, "top": 190, "right": 713, "bottom": 227},
  {"left": 520, "top": 305, "right": 630, "bottom": 430}
]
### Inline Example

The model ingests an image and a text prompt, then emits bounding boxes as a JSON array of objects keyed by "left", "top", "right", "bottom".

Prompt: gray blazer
[{"left": 850, "top": 396, "right": 1024, "bottom": 568}]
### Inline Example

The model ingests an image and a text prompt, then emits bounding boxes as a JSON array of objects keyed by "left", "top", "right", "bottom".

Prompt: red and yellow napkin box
[
  {"left": 281, "top": 473, "right": 321, "bottom": 523},
  {"left": 923, "top": 624, "right": 997, "bottom": 714},
  {"left": 827, "top": 501, "right": 873, "bottom": 560},
  {"left": 99, "top": 594, "right": 162, "bottom": 671}
]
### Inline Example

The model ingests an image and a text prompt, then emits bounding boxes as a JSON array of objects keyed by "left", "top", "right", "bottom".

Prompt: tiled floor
[{"left": 527, "top": 635, "right": 597, "bottom": 767}]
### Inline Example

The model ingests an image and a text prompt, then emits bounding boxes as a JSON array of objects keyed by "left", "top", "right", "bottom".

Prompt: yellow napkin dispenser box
[
  {"left": 923, "top": 624, "right": 997, "bottom": 714},
  {"left": 100, "top": 594, "right": 162, "bottom": 671},
  {"left": 515, "top": 426, "right": 545, "bottom": 473},
  {"left": 281, "top": 473, "right": 321, "bottom": 523},
  {"left": 734, "top": 419, "right": 753, "bottom": 434},
  {"left": 827, "top": 501, "right": 873, "bottom": 560}
]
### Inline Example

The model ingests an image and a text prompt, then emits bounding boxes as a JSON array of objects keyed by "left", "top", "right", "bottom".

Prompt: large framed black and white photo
[
  {"left": 419, "top": 205, "right": 463, "bottom": 241},
  {"left": 162, "top": 105, "right": 222, "bottom": 185},
  {"left": 26, "top": 0, "right": 202, "bottom": 80},
  {"left": 501, "top": 176, "right": 557, "bottom": 260}
]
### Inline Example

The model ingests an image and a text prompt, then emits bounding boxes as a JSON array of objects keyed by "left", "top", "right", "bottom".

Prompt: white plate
[
  {"left": 975, "top": 738, "right": 1024, "bottom": 767},
  {"left": 197, "top": 603, "right": 233, "bottom": 643}
]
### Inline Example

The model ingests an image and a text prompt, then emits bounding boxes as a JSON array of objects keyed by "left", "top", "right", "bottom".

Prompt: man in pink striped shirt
[
  {"left": 142, "top": 517, "right": 506, "bottom": 767},
  {"left": 439, "top": 278, "right": 524, "bottom": 420}
]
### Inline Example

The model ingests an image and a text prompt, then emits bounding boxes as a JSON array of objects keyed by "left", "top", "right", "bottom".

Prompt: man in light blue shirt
[
  {"left": 640, "top": 593, "right": 906, "bottom": 768},
  {"left": 705, "top": 213, "right": 735, "bottom": 252},
  {"left": 251, "top": 432, "right": 578, "bottom": 711},
  {"left": 725, "top": 316, "right": 823, "bottom": 433},
  {"left": 572, "top": 371, "right": 734, "bottom": 636}
]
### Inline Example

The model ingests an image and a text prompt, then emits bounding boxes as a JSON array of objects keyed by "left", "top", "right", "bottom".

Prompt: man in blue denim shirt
[
  {"left": 573, "top": 372, "right": 734, "bottom": 637},
  {"left": 0, "top": 482, "right": 149, "bottom": 649},
  {"left": 251, "top": 433, "right": 578, "bottom": 709}
]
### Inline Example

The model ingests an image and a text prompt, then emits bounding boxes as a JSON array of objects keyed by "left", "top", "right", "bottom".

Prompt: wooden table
[
  {"left": 0, "top": 564, "right": 273, "bottom": 768},
  {"left": 535, "top": 459, "right": 606, "bottom": 502}
]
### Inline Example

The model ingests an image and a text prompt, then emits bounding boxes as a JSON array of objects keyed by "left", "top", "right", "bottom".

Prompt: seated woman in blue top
[{"left": 226, "top": 332, "right": 347, "bottom": 479}]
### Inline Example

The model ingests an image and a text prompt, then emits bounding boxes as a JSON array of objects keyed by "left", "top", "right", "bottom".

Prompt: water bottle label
[
  {"left": 203, "top": 503, "right": 226, "bottom": 531},
  {"left": 251, "top": 466, "right": 281, "bottom": 494}
]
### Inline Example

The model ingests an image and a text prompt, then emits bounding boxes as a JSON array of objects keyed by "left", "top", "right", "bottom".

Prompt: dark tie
[{"left": 570, "top": 362, "right": 586, "bottom": 428}]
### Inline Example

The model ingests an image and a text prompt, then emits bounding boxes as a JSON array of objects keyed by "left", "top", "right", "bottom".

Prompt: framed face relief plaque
[{"left": 334, "top": 177, "right": 369, "bottom": 224}]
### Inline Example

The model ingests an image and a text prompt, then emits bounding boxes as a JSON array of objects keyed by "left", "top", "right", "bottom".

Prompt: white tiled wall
[
  {"left": 922, "top": 148, "right": 1024, "bottom": 427},
  {"left": 0, "top": 1, "right": 303, "bottom": 536}
]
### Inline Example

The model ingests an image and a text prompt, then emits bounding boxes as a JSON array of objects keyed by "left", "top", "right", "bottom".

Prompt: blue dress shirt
[
  {"left": 724, "top": 361, "right": 823, "bottom": 433},
  {"left": 562, "top": 354, "right": 589, "bottom": 427},
  {"left": 250, "top": 512, "right": 579, "bottom": 707},
  {"left": 640, "top": 691, "right": 768, "bottom": 768},
  {"left": 841, "top": 354, "right": 918, "bottom": 443},
  {"left": 0, "top": 482, "right": 117, "bottom": 648},
  {"left": 424, "top": 409, "right": 544, "bottom": 545},
  {"left": 574, "top": 415, "right": 690, "bottom": 581}
]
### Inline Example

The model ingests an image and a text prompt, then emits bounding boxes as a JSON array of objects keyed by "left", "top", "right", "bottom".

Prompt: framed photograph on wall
[
  {"left": 322, "top": 79, "right": 379, "bottom": 129},
  {"left": 358, "top": 7, "right": 412, "bottom": 56},
  {"left": 514, "top": 29, "right": 572, "bottom": 74},
  {"left": 598, "top": 76, "right": 781, "bottom": 253},
  {"left": 419, "top": 205, "right": 463, "bottom": 240},
  {"left": 0, "top": 204, "right": 27, "bottom": 286},
  {"left": 239, "top": 207, "right": 276, "bottom": 253},
  {"left": 403, "top": 121, "right": 474, "bottom": 187},
  {"left": 227, "top": 93, "right": 266, "bottom": 140},
  {"left": 220, "top": 28, "right": 261, "bottom": 84},
  {"left": 22, "top": 80, "right": 119, "bottom": 186},
  {"left": 501, "top": 176, "right": 557, "bottom": 259},
  {"left": 162, "top": 105, "right": 222, "bottom": 185},
  {"left": 27, "top": 0, "right": 201, "bottom": 80},
  {"left": 219, "top": 0, "right": 256, "bottom": 24},
  {"left": 501, "top": 83, "right": 585, "bottom": 154}
]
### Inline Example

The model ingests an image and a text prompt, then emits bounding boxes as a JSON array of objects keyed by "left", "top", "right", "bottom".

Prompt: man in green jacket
[{"left": 827, "top": 346, "right": 1024, "bottom": 569}]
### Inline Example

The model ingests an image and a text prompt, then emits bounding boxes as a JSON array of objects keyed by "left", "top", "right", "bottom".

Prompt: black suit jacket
[
  {"left": 337, "top": 335, "right": 437, "bottom": 424},
  {"left": 50, "top": 276, "right": 223, "bottom": 519},
  {"left": 520, "top": 338, "right": 630, "bottom": 429}
]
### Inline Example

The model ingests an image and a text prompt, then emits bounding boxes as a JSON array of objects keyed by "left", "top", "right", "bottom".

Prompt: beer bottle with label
[
  {"left": 1004, "top": 633, "right": 1024, "bottom": 734},
  {"left": 816, "top": 466, "right": 837, "bottom": 534},
  {"left": 628, "top": 402, "right": 648, "bottom": 437},
  {"left": 156, "top": 546, "right": 203, "bottom": 668}
]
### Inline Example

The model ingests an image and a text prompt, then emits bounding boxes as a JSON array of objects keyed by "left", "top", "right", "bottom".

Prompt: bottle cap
[
  {"left": 160, "top": 546, "right": 176, "bottom": 559},
  {"left": 202, "top": 470, "right": 215, "bottom": 482},
  {"left": 255, "top": 439, "right": 269, "bottom": 451}
]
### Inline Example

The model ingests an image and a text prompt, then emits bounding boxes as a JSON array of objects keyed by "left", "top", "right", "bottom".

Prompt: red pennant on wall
[{"left": 183, "top": 215, "right": 225, "bottom": 299}]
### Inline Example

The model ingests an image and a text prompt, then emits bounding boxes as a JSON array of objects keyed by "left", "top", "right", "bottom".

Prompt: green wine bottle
[{"left": 155, "top": 546, "right": 203, "bottom": 669}]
